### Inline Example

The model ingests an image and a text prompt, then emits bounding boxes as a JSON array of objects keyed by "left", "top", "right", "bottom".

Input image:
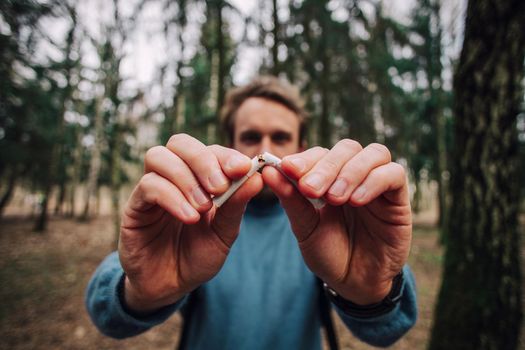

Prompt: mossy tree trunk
[{"left": 429, "top": 1, "right": 525, "bottom": 349}]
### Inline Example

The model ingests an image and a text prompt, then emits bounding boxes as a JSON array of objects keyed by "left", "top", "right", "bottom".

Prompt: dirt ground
[{"left": 0, "top": 212, "right": 514, "bottom": 349}]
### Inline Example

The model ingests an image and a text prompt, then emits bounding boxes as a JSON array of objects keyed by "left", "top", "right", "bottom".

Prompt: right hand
[{"left": 118, "top": 134, "right": 263, "bottom": 314}]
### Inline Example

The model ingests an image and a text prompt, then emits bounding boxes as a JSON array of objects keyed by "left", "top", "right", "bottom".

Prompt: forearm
[
  {"left": 334, "top": 265, "right": 418, "bottom": 347},
  {"left": 85, "top": 251, "right": 187, "bottom": 339}
]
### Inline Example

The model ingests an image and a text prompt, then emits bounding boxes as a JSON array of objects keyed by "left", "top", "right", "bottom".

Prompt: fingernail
[
  {"left": 352, "top": 186, "right": 367, "bottom": 201},
  {"left": 181, "top": 202, "right": 198, "bottom": 219},
  {"left": 209, "top": 170, "right": 228, "bottom": 189},
  {"left": 328, "top": 178, "right": 348, "bottom": 197},
  {"left": 289, "top": 157, "right": 306, "bottom": 172},
  {"left": 303, "top": 173, "right": 324, "bottom": 191},
  {"left": 192, "top": 186, "right": 210, "bottom": 206},
  {"left": 227, "top": 154, "right": 248, "bottom": 170}
]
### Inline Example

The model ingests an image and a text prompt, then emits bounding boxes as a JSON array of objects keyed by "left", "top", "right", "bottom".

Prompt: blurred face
[
  {"left": 232, "top": 97, "right": 304, "bottom": 203},
  {"left": 232, "top": 97, "right": 303, "bottom": 158}
]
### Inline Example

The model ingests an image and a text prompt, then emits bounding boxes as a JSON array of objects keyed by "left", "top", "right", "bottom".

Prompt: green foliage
[
  {"left": 0, "top": 1, "right": 60, "bottom": 189},
  {"left": 0, "top": 0, "right": 142, "bottom": 222},
  {"left": 158, "top": 0, "right": 238, "bottom": 145},
  {"left": 0, "top": 0, "right": 457, "bottom": 221}
]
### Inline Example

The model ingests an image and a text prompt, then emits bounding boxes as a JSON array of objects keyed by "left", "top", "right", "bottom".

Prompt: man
[{"left": 86, "top": 76, "right": 417, "bottom": 349}]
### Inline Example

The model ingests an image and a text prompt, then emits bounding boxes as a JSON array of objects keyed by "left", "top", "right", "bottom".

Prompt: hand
[
  {"left": 119, "top": 134, "right": 263, "bottom": 314},
  {"left": 263, "top": 140, "right": 412, "bottom": 305}
]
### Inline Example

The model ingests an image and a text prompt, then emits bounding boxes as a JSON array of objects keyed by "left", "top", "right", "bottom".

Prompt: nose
[{"left": 257, "top": 135, "right": 274, "bottom": 155}]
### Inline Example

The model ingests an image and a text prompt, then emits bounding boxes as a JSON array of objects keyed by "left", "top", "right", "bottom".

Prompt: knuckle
[
  {"left": 208, "top": 144, "right": 228, "bottom": 155},
  {"left": 187, "top": 148, "right": 214, "bottom": 168},
  {"left": 208, "top": 144, "right": 221, "bottom": 152},
  {"left": 144, "top": 145, "right": 164, "bottom": 163},
  {"left": 139, "top": 172, "right": 157, "bottom": 192},
  {"left": 312, "top": 146, "right": 329, "bottom": 154},
  {"left": 391, "top": 162, "right": 406, "bottom": 175},
  {"left": 338, "top": 138, "right": 362, "bottom": 152},
  {"left": 167, "top": 133, "right": 190, "bottom": 147},
  {"left": 321, "top": 157, "right": 339, "bottom": 173},
  {"left": 368, "top": 143, "right": 391, "bottom": 161}
]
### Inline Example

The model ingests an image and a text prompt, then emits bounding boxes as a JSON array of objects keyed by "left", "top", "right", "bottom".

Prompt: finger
[
  {"left": 208, "top": 144, "right": 253, "bottom": 180},
  {"left": 167, "top": 134, "right": 248, "bottom": 196},
  {"left": 144, "top": 146, "right": 212, "bottom": 212},
  {"left": 294, "top": 139, "right": 363, "bottom": 198},
  {"left": 280, "top": 146, "right": 329, "bottom": 179},
  {"left": 348, "top": 162, "right": 408, "bottom": 207},
  {"left": 126, "top": 172, "right": 200, "bottom": 225},
  {"left": 261, "top": 166, "right": 319, "bottom": 242},
  {"left": 326, "top": 143, "right": 392, "bottom": 205},
  {"left": 211, "top": 173, "right": 264, "bottom": 247}
]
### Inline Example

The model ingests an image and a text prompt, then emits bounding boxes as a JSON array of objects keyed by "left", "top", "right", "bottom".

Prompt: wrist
[
  {"left": 335, "top": 280, "right": 393, "bottom": 305},
  {"left": 323, "top": 271, "right": 405, "bottom": 318},
  {"left": 121, "top": 276, "right": 185, "bottom": 316}
]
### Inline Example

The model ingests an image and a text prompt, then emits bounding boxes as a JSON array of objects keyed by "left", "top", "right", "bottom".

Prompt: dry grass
[{"left": 0, "top": 213, "right": 453, "bottom": 350}]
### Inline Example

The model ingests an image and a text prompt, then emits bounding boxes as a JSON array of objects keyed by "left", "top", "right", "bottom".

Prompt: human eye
[
  {"left": 240, "top": 131, "right": 261, "bottom": 145},
  {"left": 271, "top": 131, "right": 292, "bottom": 145}
]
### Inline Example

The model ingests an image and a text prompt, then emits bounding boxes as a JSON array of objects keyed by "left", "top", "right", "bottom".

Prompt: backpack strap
[
  {"left": 318, "top": 278, "right": 339, "bottom": 350},
  {"left": 176, "top": 288, "right": 200, "bottom": 350}
]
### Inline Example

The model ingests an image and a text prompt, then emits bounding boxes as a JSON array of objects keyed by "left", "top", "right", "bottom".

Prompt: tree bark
[
  {"left": 0, "top": 167, "right": 17, "bottom": 220},
  {"left": 318, "top": 10, "right": 331, "bottom": 148},
  {"left": 429, "top": 1, "right": 525, "bottom": 349},
  {"left": 160, "top": 0, "right": 186, "bottom": 143},
  {"left": 427, "top": 0, "right": 449, "bottom": 238},
  {"left": 215, "top": 0, "right": 225, "bottom": 144},
  {"left": 81, "top": 96, "right": 103, "bottom": 221},
  {"left": 271, "top": 0, "right": 279, "bottom": 75},
  {"left": 110, "top": 123, "right": 122, "bottom": 248},
  {"left": 67, "top": 126, "right": 82, "bottom": 217},
  {"left": 54, "top": 181, "right": 66, "bottom": 215}
]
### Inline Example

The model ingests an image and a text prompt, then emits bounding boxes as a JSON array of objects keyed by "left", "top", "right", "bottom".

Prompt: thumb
[
  {"left": 210, "top": 173, "right": 263, "bottom": 247},
  {"left": 261, "top": 166, "right": 319, "bottom": 242}
]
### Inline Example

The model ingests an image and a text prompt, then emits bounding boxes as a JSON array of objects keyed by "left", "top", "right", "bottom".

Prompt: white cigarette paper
[
  {"left": 212, "top": 152, "right": 326, "bottom": 209},
  {"left": 212, "top": 155, "right": 265, "bottom": 208}
]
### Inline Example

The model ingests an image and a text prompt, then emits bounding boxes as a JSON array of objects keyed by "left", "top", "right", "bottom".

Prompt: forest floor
[{"left": 0, "top": 212, "right": 522, "bottom": 350}]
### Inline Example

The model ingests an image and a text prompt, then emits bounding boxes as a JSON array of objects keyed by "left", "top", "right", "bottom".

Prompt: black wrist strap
[{"left": 323, "top": 270, "right": 405, "bottom": 319}]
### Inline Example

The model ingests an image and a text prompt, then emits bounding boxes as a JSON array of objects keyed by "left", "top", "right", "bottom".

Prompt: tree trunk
[
  {"left": 0, "top": 167, "right": 17, "bottom": 220},
  {"left": 271, "top": 0, "right": 279, "bottom": 75},
  {"left": 435, "top": 109, "right": 448, "bottom": 238},
  {"left": 34, "top": 104, "right": 63, "bottom": 231},
  {"left": 110, "top": 122, "right": 123, "bottom": 248},
  {"left": 318, "top": 14, "right": 331, "bottom": 148},
  {"left": 54, "top": 181, "right": 66, "bottom": 215},
  {"left": 428, "top": 0, "right": 449, "bottom": 240},
  {"left": 67, "top": 126, "right": 83, "bottom": 217},
  {"left": 412, "top": 178, "right": 422, "bottom": 214},
  {"left": 429, "top": 1, "right": 525, "bottom": 349},
  {"left": 160, "top": 3, "right": 186, "bottom": 143},
  {"left": 34, "top": 187, "right": 50, "bottom": 232},
  {"left": 208, "top": 49, "right": 219, "bottom": 144},
  {"left": 215, "top": 0, "right": 225, "bottom": 144},
  {"left": 81, "top": 96, "right": 103, "bottom": 221}
]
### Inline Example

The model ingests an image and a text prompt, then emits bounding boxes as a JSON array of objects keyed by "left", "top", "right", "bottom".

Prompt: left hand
[{"left": 262, "top": 139, "right": 412, "bottom": 305}]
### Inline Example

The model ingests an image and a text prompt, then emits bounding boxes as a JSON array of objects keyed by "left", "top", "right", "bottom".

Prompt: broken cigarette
[{"left": 212, "top": 152, "right": 326, "bottom": 209}]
